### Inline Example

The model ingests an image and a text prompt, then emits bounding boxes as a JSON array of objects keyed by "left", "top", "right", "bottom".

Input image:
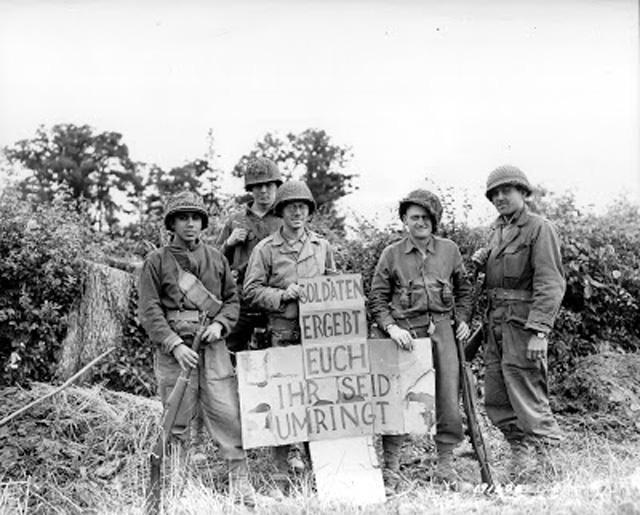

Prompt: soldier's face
[
  {"left": 250, "top": 182, "right": 278, "bottom": 208},
  {"left": 171, "top": 212, "right": 203, "bottom": 244},
  {"left": 490, "top": 185, "right": 525, "bottom": 217},
  {"left": 403, "top": 205, "right": 433, "bottom": 240},
  {"left": 281, "top": 202, "right": 310, "bottom": 230}
]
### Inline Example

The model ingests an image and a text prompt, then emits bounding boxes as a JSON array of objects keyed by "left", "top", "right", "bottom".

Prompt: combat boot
[
  {"left": 287, "top": 445, "right": 306, "bottom": 474},
  {"left": 382, "top": 434, "right": 406, "bottom": 497},
  {"left": 532, "top": 440, "right": 557, "bottom": 479},
  {"left": 507, "top": 440, "right": 537, "bottom": 484},
  {"left": 228, "top": 459, "right": 257, "bottom": 508},
  {"left": 433, "top": 443, "right": 473, "bottom": 492}
]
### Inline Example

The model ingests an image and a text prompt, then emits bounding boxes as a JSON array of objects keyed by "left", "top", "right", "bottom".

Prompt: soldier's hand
[
  {"left": 388, "top": 324, "right": 414, "bottom": 351},
  {"left": 172, "top": 343, "right": 199, "bottom": 371},
  {"left": 456, "top": 320, "right": 471, "bottom": 341},
  {"left": 471, "top": 247, "right": 490, "bottom": 267},
  {"left": 227, "top": 227, "right": 248, "bottom": 247},
  {"left": 202, "top": 321, "right": 224, "bottom": 343},
  {"left": 526, "top": 334, "right": 548, "bottom": 361},
  {"left": 282, "top": 283, "right": 303, "bottom": 302}
]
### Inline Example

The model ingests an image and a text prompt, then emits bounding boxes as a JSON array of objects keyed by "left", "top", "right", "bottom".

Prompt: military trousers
[
  {"left": 484, "top": 305, "right": 562, "bottom": 445},
  {"left": 385, "top": 314, "right": 464, "bottom": 450},
  {"left": 155, "top": 338, "right": 246, "bottom": 460},
  {"left": 226, "top": 303, "right": 268, "bottom": 353}
]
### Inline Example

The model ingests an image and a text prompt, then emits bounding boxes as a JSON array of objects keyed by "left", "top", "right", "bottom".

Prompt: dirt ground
[{"left": 554, "top": 352, "right": 640, "bottom": 439}]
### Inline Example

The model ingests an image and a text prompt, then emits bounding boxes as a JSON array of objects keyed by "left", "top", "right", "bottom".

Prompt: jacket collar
[
  {"left": 491, "top": 206, "right": 530, "bottom": 256},
  {"left": 403, "top": 234, "right": 435, "bottom": 255},
  {"left": 271, "top": 227, "right": 319, "bottom": 247},
  {"left": 169, "top": 237, "right": 202, "bottom": 252},
  {"left": 493, "top": 205, "right": 530, "bottom": 229},
  {"left": 246, "top": 202, "right": 277, "bottom": 218}
]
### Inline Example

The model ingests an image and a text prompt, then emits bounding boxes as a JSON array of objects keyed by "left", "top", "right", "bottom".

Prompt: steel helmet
[
  {"left": 244, "top": 157, "right": 283, "bottom": 191},
  {"left": 485, "top": 165, "right": 533, "bottom": 200},
  {"left": 399, "top": 189, "right": 443, "bottom": 232},
  {"left": 273, "top": 180, "right": 316, "bottom": 216},
  {"left": 163, "top": 190, "right": 209, "bottom": 230}
]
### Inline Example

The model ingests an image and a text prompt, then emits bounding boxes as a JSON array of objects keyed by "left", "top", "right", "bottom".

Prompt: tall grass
[{"left": 1, "top": 385, "right": 638, "bottom": 515}]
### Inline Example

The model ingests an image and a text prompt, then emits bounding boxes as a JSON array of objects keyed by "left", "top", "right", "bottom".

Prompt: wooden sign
[
  {"left": 236, "top": 275, "right": 436, "bottom": 448},
  {"left": 299, "top": 274, "right": 369, "bottom": 379},
  {"left": 236, "top": 273, "right": 435, "bottom": 504}
]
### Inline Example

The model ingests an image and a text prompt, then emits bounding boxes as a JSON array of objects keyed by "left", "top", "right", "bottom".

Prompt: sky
[{"left": 0, "top": 0, "right": 638, "bottom": 226}]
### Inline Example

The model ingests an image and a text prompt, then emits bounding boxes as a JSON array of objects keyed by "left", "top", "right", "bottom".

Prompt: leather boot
[
  {"left": 228, "top": 458, "right": 257, "bottom": 508},
  {"left": 507, "top": 440, "right": 537, "bottom": 484},
  {"left": 433, "top": 443, "right": 473, "bottom": 492},
  {"left": 382, "top": 434, "right": 406, "bottom": 497},
  {"left": 273, "top": 445, "right": 306, "bottom": 474},
  {"left": 533, "top": 440, "right": 556, "bottom": 478},
  {"left": 287, "top": 445, "right": 306, "bottom": 473}
]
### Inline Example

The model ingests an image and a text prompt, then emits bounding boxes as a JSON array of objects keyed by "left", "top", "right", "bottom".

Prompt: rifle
[
  {"left": 464, "top": 325, "right": 485, "bottom": 362},
  {"left": 454, "top": 322, "right": 493, "bottom": 488},
  {"left": 145, "top": 318, "right": 206, "bottom": 515},
  {"left": 463, "top": 265, "right": 486, "bottom": 361},
  {"left": 454, "top": 267, "right": 494, "bottom": 488}
]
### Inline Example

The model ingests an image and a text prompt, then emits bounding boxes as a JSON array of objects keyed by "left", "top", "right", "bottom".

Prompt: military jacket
[
  {"left": 138, "top": 240, "right": 239, "bottom": 354},
  {"left": 216, "top": 203, "right": 282, "bottom": 287},
  {"left": 243, "top": 228, "right": 336, "bottom": 319},
  {"left": 484, "top": 207, "right": 565, "bottom": 332},
  {"left": 369, "top": 235, "right": 472, "bottom": 331}
]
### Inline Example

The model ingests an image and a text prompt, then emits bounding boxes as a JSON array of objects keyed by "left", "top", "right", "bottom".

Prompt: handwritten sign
[
  {"left": 300, "top": 274, "right": 369, "bottom": 379},
  {"left": 236, "top": 273, "right": 436, "bottom": 448}
]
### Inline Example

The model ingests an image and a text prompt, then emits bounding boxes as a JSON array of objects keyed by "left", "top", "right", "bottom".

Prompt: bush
[
  {"left": 0, "top": 188, "right": 91, "bottom": 385},
  {"left": 534, "top": 193, "right": 640, "bottom": 383},
  {"left": 3, "top": 180, "right": 638, "bottom": 397}
]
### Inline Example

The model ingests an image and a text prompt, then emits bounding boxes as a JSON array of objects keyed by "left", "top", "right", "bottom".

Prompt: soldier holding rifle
[
  {"left": 216, "top": 157, "right": 283, "bottom": 353},
  {"left": 369, "top": 189, "right": 473, "bottom": 495},
  {"left": 473, "top": 165, "right": 565, "bottom": 483},
  {"left": 138, "top": 190, "right": 255, "bottom": 507}
]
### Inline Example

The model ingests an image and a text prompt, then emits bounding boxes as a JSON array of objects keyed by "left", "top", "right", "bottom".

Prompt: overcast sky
[{"left": 0, "top": 0, "right": 637, "bottom": 225}]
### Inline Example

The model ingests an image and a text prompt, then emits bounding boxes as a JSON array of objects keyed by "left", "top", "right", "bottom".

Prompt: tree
[
  {"left": 5, "top": 124, "right": 142, "bottom": 231},
  {"left": 143, "top": 158, "right": 220, "bottom": 215},
  {"left": 234, "top": 129, "right": 358, "bottom": 231}
]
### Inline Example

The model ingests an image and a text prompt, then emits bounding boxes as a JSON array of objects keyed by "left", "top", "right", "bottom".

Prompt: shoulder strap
[{"left": 166, "top": 249, "right": 223, "bottom": 316}]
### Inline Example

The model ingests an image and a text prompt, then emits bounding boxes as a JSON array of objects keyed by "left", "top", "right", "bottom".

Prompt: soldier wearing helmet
[
  {"left": 369, "top": 188, "right": 472, "bottom": 495},
  {"left": 243, "top": 180, "right": 335, "bottom": 488},
  {"left": 138, "top": 190, "right": 255, "bottom": 506},
  {"left": 472, "top": 165, "right": 565, "bottom": 483},
  {"left": 216, "top": 157, "right": 284, "bottom": 354}
]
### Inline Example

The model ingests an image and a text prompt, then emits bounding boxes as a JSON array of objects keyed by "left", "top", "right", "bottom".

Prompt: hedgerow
[
  {"left": 1, "top": 187, "right": 638, "bottom": 394},
  {"left": 0, "top": 188, "right": 90, "bottom": 386}
]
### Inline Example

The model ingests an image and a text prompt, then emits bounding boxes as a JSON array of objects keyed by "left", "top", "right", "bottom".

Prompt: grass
[{"left": 1, "top": 384, "right": 639, "bottom": 515}]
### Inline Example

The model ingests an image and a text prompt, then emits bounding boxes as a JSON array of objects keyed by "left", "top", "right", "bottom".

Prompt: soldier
[
  {"left": 368, "top": 189, "right": 472, "bottom": 495},
  {"left": 138, "top": 190, "right": 256, "bottom": 507},
  {"left": 216, "top": 157, "right": 283, "bottom": 353},
  {"left": 243, "top": 180, "right": 336, "bottom": 488},
  {"left": 472, "top": 165, "right": 565, "bottom": 483}
]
